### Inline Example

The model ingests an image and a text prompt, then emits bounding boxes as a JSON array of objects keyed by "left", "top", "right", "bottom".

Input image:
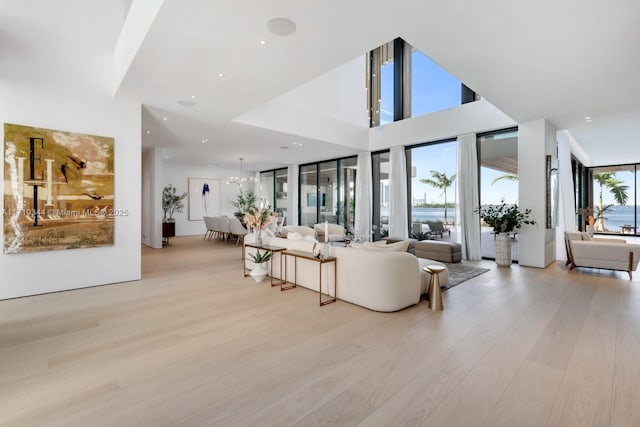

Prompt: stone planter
[
  {"left": 495, "top": 232, "right": 512, "bottom": 267},
  {"left": 250, "top": 262, "right": 268, "bottom": 282}
]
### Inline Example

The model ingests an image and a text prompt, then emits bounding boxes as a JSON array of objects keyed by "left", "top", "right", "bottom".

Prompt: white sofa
[
  {"left": 245, "top": 234, "right": 448, "bottom": 312},
  {"left": 281, "top": 225, "right": 316, "bottom": 239},
  {"left": 565, "top": 231, "right": 640, "bottom": 279}
]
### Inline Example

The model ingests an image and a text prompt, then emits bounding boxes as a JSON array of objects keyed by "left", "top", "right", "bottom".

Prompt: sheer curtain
[
  {"left": 354, "top": 152, "right": 372, "bottom": 241},
  {"left": 388, "top": 146, "right": 408, "bottom": 239},
  {"left": 555, "top": 131, "right": 577, "bottom": 260},
  {"left": 457, "top": 133, "right": 481, "bottom": 260}
]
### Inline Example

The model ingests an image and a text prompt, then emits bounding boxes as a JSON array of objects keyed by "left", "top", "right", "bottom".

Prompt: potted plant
[
  {"left": 162, "top": 184, "right": 187, "bottom": 222},
  {"left": 476, "top": 201, "right": 536, "bottom": 267},
  {"left": 248, "top": 249, "right": 272, "bottom": 282},
  {"left": 232, "top": 189, "right": 257, "bottom": 221}
]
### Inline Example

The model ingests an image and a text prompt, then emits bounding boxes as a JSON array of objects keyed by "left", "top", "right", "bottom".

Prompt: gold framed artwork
[{"left": 3, "top": 123, "right": 116, "bottom": 254}]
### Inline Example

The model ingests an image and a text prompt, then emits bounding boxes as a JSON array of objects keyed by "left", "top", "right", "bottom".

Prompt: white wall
[
  {"left": 0, "top": 84, "right": 141, "bottom": 300},
  {"left": 142, "top": 147, "right": 163, "bottom": 248},
  {"left": 161, "top": 162, "right": 246, "bottom": 236},
  {"left": 518, "top": 119, "right": 557, "bottom": 268},
  {"left": 369, "top": 99, "right": 515, "bottom": 151}
]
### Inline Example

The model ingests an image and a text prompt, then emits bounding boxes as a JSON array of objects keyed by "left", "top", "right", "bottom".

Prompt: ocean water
[
  {"left": 411, "top": 208, "right": 456, "bottom": 224},
  {"left": 596, "top": 205, "right": 638, "bottom": 232},
  {"left": 409, "top": 206, "right": 639, "bottom": 234}
]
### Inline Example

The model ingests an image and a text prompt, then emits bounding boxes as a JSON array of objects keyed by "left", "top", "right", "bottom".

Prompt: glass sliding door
[
  {"left": 478, "top": 129, "right": 519, "bottom": 261},
  {"left": 299, "top": 164, "right": 318, "bottom": 227},
  {"left": 340, "top": 157, "right": 357, "bottom": 232},
  {"left": 259, "top": 171, "right": 274, "bottom": 209},
  {"left": 372, "top": 151, "right": 390, "bottom": 240},
  {"left": 591, "top": 165, "right": 635, "bottom": 234},
  {"left": 407, "top": 139, "right": 458, "bottom": 240},
  {"left": 274, "top": 168, "right": 288, "bottom": 219},
  {"left": 319, "top": 161, "right": 338, "bottom": 224}
]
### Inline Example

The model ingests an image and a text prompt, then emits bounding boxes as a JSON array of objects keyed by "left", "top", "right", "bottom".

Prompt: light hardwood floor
[{"left": 2, "top": 236, "right": 640, "bottom": 426}]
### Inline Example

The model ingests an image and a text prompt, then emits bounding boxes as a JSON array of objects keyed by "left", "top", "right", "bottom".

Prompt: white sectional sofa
[{"left": 245, "top": 234, "right": 448, "bottom": 312}]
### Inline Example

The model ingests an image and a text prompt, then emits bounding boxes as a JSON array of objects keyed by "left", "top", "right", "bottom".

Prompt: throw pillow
[{"left": 362, "top": 240, "right": 410, "bottom": 252}]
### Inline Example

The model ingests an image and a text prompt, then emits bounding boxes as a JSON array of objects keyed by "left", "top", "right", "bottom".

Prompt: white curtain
[
  {"left": 287, "top": 165, "right": 299, "bottom": 225},
  {"left": 354, "top": 152, "right": 372, "bottom": 240},
  {"left": 555, "top": 131, "right": 577, "bottom": 259},
  {"left": 457, "top": 133, "right": 481, "bottom": 260},
  {"left": 388, "top": 146, "right": 408, "bottom": 239}
]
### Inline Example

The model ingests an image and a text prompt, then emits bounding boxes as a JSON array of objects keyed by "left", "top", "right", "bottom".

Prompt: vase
[
  {"left": 250, "top": 262, "right": 268, "bottom": 283},
  {"left": 256, "top": 229, "right": 262, "bottom": 246},
  {"left": 495, "top": 232, "right": 512, "bottom": 267}
]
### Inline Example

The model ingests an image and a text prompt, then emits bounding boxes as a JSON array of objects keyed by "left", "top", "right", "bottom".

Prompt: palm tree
[
  {"left": 593, "top": 172, "right": 629, "bottom": 231},
  {"left": 420, "top": 170, "right": 456, "bottom": 224},
  {"left": 491, "top": 174, "right": 518, "bottom": 185}
]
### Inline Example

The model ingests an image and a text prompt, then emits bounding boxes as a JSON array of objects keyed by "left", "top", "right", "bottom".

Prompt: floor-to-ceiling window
[
  {"left": 339, "top": 157, "right": 357, "bottom": 232},
  {"left": 367, "top": 38, "right": 477, "bottom": 128},
  {"left": 590, "top": 165, "right": 636, "bottom": 234},
  {"left": 259, "top": 171, "right": 274, "bottom": 209},
  {"left": 298, "top": 157, "right": 357, "bottom": 228},
  {"left": 274, "top": 168, "right": 288, "bottom": 219},
  {"left": 372, "top": 151, "right": 390, "bottom": 240},
  {"left": 299, "top": 164, "right": 318, "bottom": 227},
  {"left": 406, "top": 139, "right": 458, "bottom": 239},
  {"left": 478, "top": 128, "right": 519, "bottom": 260}
]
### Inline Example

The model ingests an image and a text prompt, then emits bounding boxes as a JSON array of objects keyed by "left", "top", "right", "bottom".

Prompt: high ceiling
[{"left": 4, "top": 0, "right": 640, "bottom": 171}]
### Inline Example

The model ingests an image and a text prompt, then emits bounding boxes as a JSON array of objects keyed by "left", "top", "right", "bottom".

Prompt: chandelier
[{"left": 226, "top": 157, "right": 256, "bottom": 186}]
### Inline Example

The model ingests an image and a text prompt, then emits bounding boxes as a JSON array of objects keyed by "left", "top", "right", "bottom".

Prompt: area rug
[{"left": 442, "top": 263, "right": 490, "bottom": 290}]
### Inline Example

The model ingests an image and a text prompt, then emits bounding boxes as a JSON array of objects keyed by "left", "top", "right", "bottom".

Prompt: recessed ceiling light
[
  {"left": 218, "top": 73, "right": 224, "bottom": 78},
  {"left": 259, "top": 40, "right": 268, "bottom": 45},
  {"left": 201, "top": 138, "right": 208, "bottom": 143},
  {"left": 585, "top": 116, "right": 592, "bottom": 122},
  {"left": 145, "top": 130, "right": 151, "bottom": 134},
  {"left": 191, "top": 95, "right": 196, "bottom": 99},
  {"left": 267, "top": 17, "right": 297, "bottom": 36},
  {"left": 163, "top": 117, "right": 168, "bottom": 121},
  {"left": 177, "top": 99, "right": 196, "bottom": 107}
]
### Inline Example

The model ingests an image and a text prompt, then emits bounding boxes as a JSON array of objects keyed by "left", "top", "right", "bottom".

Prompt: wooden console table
[
  {"left": 281, "top": 249, "right": 337, "bottom": 306},
  {"left": 243, "top": 243, "right": 285, "bottom": 287}
]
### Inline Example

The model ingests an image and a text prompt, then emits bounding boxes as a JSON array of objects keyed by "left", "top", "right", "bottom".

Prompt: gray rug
[{"left": 442, "top": 263, "right": 490, "bottom": 290}]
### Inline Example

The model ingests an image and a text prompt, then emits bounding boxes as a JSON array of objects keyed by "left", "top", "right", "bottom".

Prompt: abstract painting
[
  {"left": 3, "top": 123, "right": 116, "bottom": 254},
  {"left": 188, "top": 178, "right": 221, "bottom": 220}
]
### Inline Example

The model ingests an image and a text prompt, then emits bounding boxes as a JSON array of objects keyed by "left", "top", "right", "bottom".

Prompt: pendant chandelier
[{"left": 226, "top": 157, "right": 256, "bottom": 186}]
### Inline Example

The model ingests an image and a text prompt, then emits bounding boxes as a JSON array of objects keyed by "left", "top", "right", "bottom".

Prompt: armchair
[{"left": 314, "top": 223, "right": 347, "bottom": 243}]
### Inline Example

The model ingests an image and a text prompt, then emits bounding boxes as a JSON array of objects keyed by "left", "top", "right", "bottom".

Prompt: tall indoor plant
[
  {"left": 477, "top": 201, "right": 536, "bottom": 266},
  {"left": 162, "top": 184, "right": 187, "bottom": 222}
]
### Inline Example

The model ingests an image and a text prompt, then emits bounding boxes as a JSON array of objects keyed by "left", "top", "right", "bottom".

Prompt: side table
[
  {"left": 282, "top": 249, "right": 337, "bottom": 306},
  {"left": 243, "top": 243, "right": 285, "bottom": 287}
]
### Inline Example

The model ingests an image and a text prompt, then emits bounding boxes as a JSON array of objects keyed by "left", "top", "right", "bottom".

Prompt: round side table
[{"left": 424, "top": 265, "right": 445, "bottom": 311}]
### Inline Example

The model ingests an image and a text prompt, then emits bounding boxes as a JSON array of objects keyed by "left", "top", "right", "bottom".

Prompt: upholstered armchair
[
  {"left": 314, "top": 223, "right": 347, "bottom": 243},
  {"left": 565, "top": 231, "right": 640, "bottom": 279}
]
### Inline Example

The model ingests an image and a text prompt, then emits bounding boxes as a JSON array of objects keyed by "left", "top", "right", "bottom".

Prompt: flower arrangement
[
  {"left": 476, "top": 201, "right": 536, "bottom": 233},
  {"left": 243, "top": 207, "right": 274, "bottom": 232}
]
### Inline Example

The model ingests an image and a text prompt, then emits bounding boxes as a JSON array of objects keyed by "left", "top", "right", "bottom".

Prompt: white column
[
  {"left": 44, "top": 159, "right": 54, "bottom": 206},
  {"left": 518, "top": 119, "right": 557, "bottom": 268}
]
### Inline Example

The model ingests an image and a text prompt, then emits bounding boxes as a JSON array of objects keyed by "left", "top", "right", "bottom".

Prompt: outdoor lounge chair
[{"left": 425, "top": 220, "right": 450, "bottom": 239}]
